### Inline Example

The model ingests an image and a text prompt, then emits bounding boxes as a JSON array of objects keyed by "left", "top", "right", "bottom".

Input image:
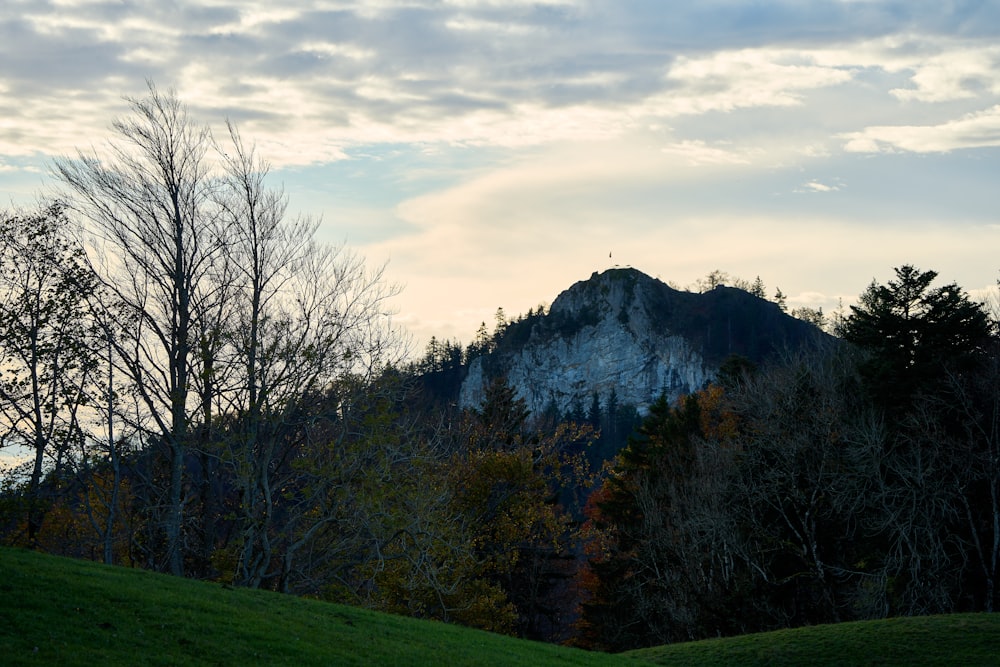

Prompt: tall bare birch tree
[
  {"left": 213, "top": 122, "right": 404, "bottom": 587},
  {"left": 53, "top": 83, "right": 404, "bottom": 579},
  {"left": 55, "top": 84, "right": 220, "bottom": 576}
]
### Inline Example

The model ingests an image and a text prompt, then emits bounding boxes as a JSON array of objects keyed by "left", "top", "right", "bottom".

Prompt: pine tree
[
  {"left": 577, "top": 394, "right": 710, "bottom": 649},
  {"left": 773, "top": 287, "right": 787, "bottom": 312},
  {"left": 839, "top": 265, "right": 991, "bottom": 413}
]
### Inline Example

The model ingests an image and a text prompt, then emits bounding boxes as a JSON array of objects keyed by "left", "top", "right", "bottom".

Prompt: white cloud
[
  {"left": 444, "top": 16, "right": 540, "bottom": 34},
  {"left": 661, "top": 140, "right": 755, "bottom": 166},
  {"left": 0, "top": 447, "right": 31, "bottom": 473},
  {"left": 843, "top": 104, "right": 1000, "bottom": 153},
  {"left": 797, "top": 36, "right": 1000, "bottom": 106},
  {"left": 4, "top": 2, "right": 999, "bottom": 170},
  {"left": 299, "top": 41, "right": 375, "bottom": 61},
  {"left": 654, "top": 48, "right": 854, "bottom": 115},
  {"left": 204, "top": 6, "right": 304, "bottom": 37},
  {"left": 890, "top": 45, "right": 1000, "bottom": 102},
  {"left": 0, "top": 161, "right": 41, "bottom": 174},
  {"left": 444, "top": 0, "right": 579, "bottom": 6},
  {"left": 799, "top": 180, "right": 839, "bottom": 192}
]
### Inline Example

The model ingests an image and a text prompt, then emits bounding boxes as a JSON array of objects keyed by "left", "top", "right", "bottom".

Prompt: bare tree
[
  {"left": 729, "top": 346, "right": 886, "bottom": 624},
  {"left": 859, "top": 354, "right": 1000, "bottom": 616},
  {"left": 68, "top": 300, "right": 143, "bottom": 566},
  {"left": 54, "top": 83, "right": 222, "bottom": 576},
  {"left": 955, "top": 295, "right": 1000, "bottom": 612},
  {"left": 208, "top": 122, "right": 405, "bottom": 588},
  {"left": 626, "top": 425, "right": 743, "bottom": 643},
  {"left": 53, "top": 83, "right": 405, "bottom": 582}
]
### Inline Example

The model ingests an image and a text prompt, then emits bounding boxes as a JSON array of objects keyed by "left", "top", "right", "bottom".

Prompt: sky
[{"left": 2, "top": 0, "right": 999, "bottom": 352}]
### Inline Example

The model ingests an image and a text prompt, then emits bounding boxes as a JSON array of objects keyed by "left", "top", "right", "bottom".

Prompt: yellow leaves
[
  {"left": 209, "top": 545, "right": 240, "bottom": 585},
  {"left": 449, "top": 579, "right": 518, "bottom": 635},
  {"left": 697, "top": 383, "right": 741, "bottom": 442},
  {"left": 23, "top": 471, "right": 136, "bottom": 567}
]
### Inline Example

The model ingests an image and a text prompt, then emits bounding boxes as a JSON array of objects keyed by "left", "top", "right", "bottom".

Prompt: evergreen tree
[
  {"left": 773, "top": 287, "right": 787, "bottom": 312},
  {"left": 839, "top": 266, "right": 996, "bottom": 614},
  {"left": 578, "top": 393, "right": 727, "bottom": 649},
  {"left": 603, "top": 389, "right": 619, "bottom": 450},
  {"left": 473, "top": 377, "right": 529, "bottom": 450},
  {"left": 839, "top": 265, "right": 991, "bottom": 414},
  {"left": 791, "top": 306, "right": 826, "bottom": 329},
  {"left": 586, "top": 392, "right": 602, "bottom": 429},
  {"left": 466, "top": 321, "right": 493, "bottom": 360}
]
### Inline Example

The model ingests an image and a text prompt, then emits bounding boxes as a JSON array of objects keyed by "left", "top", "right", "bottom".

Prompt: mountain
[{"left": 459, "top": 267, "right": 826, "bottom": 417}]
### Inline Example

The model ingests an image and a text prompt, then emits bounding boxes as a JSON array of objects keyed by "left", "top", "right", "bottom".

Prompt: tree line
[
  {"left": 0, "top": 84, "right": 402, "bottom": 579},
  {"left": 1, "top": 84, "right": 998, "bottom": 649},
  {"left": 574, "top": 265, "right": 999, "bottom": 650},
  {"left": 0, "top": 85, "right": 594, "bottom": 641}
]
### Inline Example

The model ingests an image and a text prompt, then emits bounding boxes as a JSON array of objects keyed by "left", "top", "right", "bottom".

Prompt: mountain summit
[{"left": 460, "top": 267, "right": 823, "bottom": 416}]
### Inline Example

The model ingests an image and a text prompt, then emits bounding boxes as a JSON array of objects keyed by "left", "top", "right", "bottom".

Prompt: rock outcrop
[{"left": 459, "top": 268, "right": 821, "bottom": 416}]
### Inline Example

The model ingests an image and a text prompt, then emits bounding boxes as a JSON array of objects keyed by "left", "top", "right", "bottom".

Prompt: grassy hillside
[
  {"left": 2, "top": 546, "right": 998, "bottom": 666},
  {"left": 629, "top": 613, "right": 1000, "bottom": 667},
  {"left": 0, "top": 547, "right": 621, "bottom": 666}
]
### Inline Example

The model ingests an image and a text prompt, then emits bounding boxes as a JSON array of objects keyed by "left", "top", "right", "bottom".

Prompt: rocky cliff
[{"left": 459, "top": 268, "right": 822, "bottom": 416}]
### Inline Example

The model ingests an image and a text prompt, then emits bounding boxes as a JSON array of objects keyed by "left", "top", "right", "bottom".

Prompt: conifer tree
[{"left": 839, "top": 265, "right": 990, "bottom": 414}]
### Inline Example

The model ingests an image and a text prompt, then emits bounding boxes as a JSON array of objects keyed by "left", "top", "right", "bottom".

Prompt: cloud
[
  {"left": 782, "top": 31, "right": 996, "bottom": 87},
  {"left": 890, "top": 44, "right": 1000, "bottom": 102},
  {"left": 444, "top": 16, "right": 542, "bottom": 35},
  {"left": 798, "top": 180, "right": 840, "bottom": 192},
  {"left": 843, "top": 105, "right": 1000, "bottom": 152},
  {"left": 0, "top": 160, "right": 42, "bottom": 174},
  {"left": 2, "top": 1, "right": 997, "bottom": 352},
  {"left": 9, "top": 2, "right": 989, "bottom": 168},
  {"left": 656, "top": 49, "right": 854, "bottom": 115},
  {"left": 661, "top": 140, "right": 756, "bottom": 165},
  {"left": 0, "top": 0, "right": 996, "bottom": 183},
  {"left": 444, "top": 0, "right": 580, "bottom": 7},
  {"left": 188, "top": 42, "right": 863, "bottom": 165}
]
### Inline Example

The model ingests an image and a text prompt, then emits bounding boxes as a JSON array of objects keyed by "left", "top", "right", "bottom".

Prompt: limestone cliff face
[
  {"left": 459, "top": 268, "right": 819, "bottom": 416},
  {"left": 460, "top": 319, "right": 709, "bottom": 416}
]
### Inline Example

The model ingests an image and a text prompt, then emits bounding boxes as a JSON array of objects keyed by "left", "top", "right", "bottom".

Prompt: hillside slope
[
  {"left": 0, "top": 547, "right": 622, "bottom": 667},
  {"left": 2, "top": 548, "right": 996, "bottom": 666},
  {"left": 629, "top": 613, "right": 1000, "bottom": 666}
]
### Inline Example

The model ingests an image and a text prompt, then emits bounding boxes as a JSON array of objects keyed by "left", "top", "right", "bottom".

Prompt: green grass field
[
  {"left": 0, "top": 547, "right": 620, "bottom": 666},
  {"left": 629, "top": 613, "right": 1000, "bottom": 666},
  {"left": 1, "top": 547, "right": 998, "bottom": 666}
]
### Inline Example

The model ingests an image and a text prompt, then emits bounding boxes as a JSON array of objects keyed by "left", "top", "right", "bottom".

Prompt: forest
[{"left": 1, "top": 85, "right": 998, "bottom": 652}]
